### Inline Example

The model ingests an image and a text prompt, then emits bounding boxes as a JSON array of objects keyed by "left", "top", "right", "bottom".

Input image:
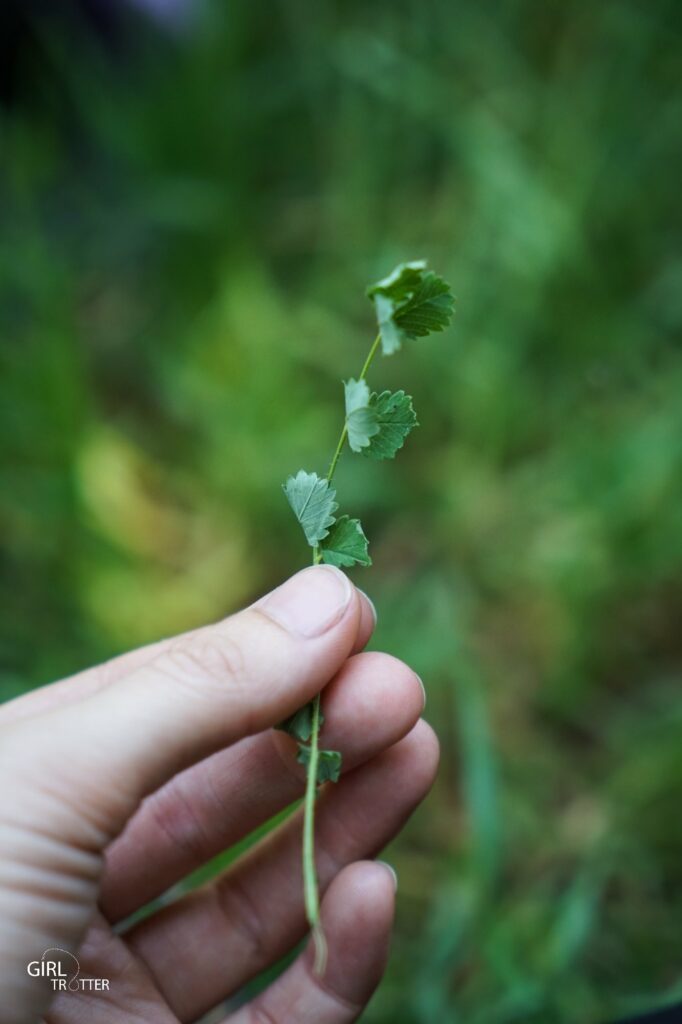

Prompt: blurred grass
[{"left": 1, "top": 1, "right": 681, "bottom": 1020}]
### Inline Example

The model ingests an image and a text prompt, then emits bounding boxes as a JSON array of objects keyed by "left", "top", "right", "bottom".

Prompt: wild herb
[{"left": 280, "top": 260, "right": 454, "bottom": 970}]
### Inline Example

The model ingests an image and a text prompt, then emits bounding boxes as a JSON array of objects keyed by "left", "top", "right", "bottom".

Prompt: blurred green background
[{"left": 1, "top": 2, "right": 681, "bottom": 1021}]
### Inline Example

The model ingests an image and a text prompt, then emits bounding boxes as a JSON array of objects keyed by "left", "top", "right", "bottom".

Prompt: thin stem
[
  {"left": 324, "top": 424, "right": 348, "bottom": 486},
  {"left": 358, "top": 331, "right": 382, "bottom": 385},
  {"left": 302, "top": 692, "right": 327, "bottom": 973},
  {"left": 304, "top": 331, "right": 382, "bottom": 972},
  {"left": 322, "top": 331, "right": 381, "bottom": 489}
]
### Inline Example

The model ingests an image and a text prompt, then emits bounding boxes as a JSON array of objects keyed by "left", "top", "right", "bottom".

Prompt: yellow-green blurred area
[{"left": 1, "top": 2, "right": 681, "bottom": 1021}]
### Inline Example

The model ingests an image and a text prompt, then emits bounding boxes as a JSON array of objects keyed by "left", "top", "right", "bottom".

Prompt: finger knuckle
[
  {"left": 149, "top": 776, "right": 213, "bottom": 865},
  {"left": 215, "top": 873, "right": 269, "bottom": 965},
  {"left": 249, "top": 1005, "right": 279, "bottom": 1024},
  {"left": 160, "top": 630, "right": 248, "bottom": 699}
]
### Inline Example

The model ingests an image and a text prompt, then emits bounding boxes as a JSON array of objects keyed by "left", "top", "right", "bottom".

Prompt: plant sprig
[{"left": 279, "top": 259, "right": 454, "bottom": 972}]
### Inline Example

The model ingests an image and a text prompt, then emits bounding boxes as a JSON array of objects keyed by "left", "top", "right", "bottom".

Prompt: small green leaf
[
  {"left": 320, "top": 515, "right": 371, "bottom": 567},
  {"left": 363, "top": 390, "right": 418, "bottom": 461},
  {"left": 367, "top": 261, "right": 454, "bottom": 354},
  {"left": 283, "top": 470, "right": 338, "bottom": 546},
  {"left": 344, "top": 378, "right": 379, "bottom": 452},
  {"left": 297, "top": 745, "right": 343, "bottom": 784},
  {"left": 344, "top": 377, "right": 371, "bottom": 413},
  {"left": 276, "top": 701, "right": 324, "bottom": 742},
  {"left": 394, "top": 271, "right": 453, "bottom": 338},
  {"left": 368, "top": 260, "right": 427, "bottom": 301}
]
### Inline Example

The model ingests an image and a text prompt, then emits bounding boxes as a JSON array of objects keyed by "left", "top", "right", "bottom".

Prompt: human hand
[{"left": 0, "top": 566, "right": 438, "bottom": 1023}]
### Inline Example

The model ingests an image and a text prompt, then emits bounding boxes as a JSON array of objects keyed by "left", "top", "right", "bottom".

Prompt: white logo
[{"left": 27, "top": 948, "right": 110, "bottom": 993}]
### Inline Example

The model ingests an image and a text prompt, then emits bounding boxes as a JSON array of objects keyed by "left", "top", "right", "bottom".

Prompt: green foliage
[
  {"left": 345, "top": 379, "right": 418, "bottom": 459},
  {"left": 283, "top": 471, "right": 337, "bottom": 546},
  {"left": 363, "top": 391, "right": 418, "bottom": 461},
  {"left": 297, "top": 745, "right": 343, "bottom": 784},
  {"left": 344, "top": 378, "right": 379, "bottom": 452},
  {"left": 281, "top": 260, "right": 452, "bottom": 956},
  {"left": 320, "top": 515, "right": 371, "bottom": 567},
  {"left": 367, "top": 262, "right": 455, "bottom": 354},
  {"left": 276, "top": 702, "right": 323, "bottom": 743}
]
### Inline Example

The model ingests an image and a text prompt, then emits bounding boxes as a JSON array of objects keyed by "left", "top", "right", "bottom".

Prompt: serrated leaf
[
  {"left": 344, "top": 378, "right": 379, "bottom": 452},
  {"left": 320, "top": 515, "right": 371, "bottom": 567},
  {"left": 370, "top": 294, "right": 403, "bottom": 356},
  {"left": 367, "top": 261, "right": 454, "bottom": 355},
  {"left": 283, "top": 470, "right": 338, "bottom": 546},
  {"left": 362, "top": 390, "right": 418, "bottom": 461},
  {"left": 276, "top": 701, "right": 324, "bottom": 742},
  {"left": 394, "top": 271, "right": 453, "bottom": 338},
  {"left": 297, "top": 745, "right": 343, "bottom": 784},
  {"left": 344, "top": 377, "right": 371, "bottom": 414},
  {"left": 367, "top": 260, "right": 427, "bottom": 300}
]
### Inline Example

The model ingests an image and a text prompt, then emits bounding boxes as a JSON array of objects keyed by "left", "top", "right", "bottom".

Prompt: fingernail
[
  {"left": 416, "top": 674, "right": 426, "bottom": 709},
  {"left": 377, "top": 861, "right": 398, "bottom": 890},
  {"left": 257, "top": 566, "right": 353, "bottom": 638},
  {"left": 358, "top": 589, "right": 377, "bottom": 628}
]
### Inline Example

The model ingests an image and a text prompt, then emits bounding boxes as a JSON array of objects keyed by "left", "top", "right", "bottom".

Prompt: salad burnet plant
[{"left": 278, "top": 260, "right": 454, "bottom": 971}]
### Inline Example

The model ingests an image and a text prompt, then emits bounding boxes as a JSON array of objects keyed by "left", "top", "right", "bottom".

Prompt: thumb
[{"left": 1, "top": 566, "right": 362, "bottom": 847}]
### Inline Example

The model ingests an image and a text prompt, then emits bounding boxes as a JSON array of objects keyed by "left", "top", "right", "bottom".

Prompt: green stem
[
  {"left": 357, "top": 331, "right": 382, "bottom": 385},
  {"left": 320, "top": 331, "right": 382, "bottom": 493},
  {"left": 302, "top": 692, "right": 326, "bottom": 972},
  {"left": 324, "top": 424, "right": 348, "bottom": 488},
  {"left": 304, "top": 331, "right": 382, "bottom": 972}
]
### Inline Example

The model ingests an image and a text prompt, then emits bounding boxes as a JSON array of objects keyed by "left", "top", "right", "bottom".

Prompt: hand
[{"left": 0, "top": 566, "right": 438, "bottom": 1023}]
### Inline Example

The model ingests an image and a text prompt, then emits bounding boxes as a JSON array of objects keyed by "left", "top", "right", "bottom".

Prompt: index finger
[{"left": 1, "top": 567, "right": 365, "bottom": 843}]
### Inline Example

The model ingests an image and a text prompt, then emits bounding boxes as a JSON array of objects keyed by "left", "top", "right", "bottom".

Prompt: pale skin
[{"left": 0, "top": 565, "right": 439, "bottom": 1023}]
